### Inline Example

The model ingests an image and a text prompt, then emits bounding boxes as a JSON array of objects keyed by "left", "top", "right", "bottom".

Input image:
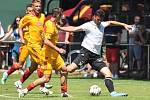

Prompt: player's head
[
  {"left": 26, "top": 4, "right": 33, "bottom": 14},
  {"left": 51, "top": 8, "right": 62, "bottom": 22},
  {"left": 52, "top": 8, "right": 61, "bottom": 17},
  {"left": 32, "top": 0, "right": 41, "bottom": 15},
  {"left": 93, "top": 9, "right": 105, "bottom": 25}
]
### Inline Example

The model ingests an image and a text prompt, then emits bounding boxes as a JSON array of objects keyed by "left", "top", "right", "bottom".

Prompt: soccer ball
[{"left": 89, "top": 85, "right": 101, "bottom": 96}]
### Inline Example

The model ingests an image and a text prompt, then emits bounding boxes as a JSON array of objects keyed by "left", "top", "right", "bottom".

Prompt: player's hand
[
  {"left": 20, "top": 38, "right": 25, "bottom": 45},
  {"left": 58, "top": 48, "right": 66, "bottom": 54},
  {"left": 124, "top": 25, "right": 132, "bottom": 31},
  {"left": 56, "top": 24, "right": 61, "bottom": 29}
]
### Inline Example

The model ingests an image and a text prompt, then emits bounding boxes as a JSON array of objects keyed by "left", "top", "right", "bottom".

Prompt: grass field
[{"left": 0, "top": 72, "right": 150, "bottom": 100}]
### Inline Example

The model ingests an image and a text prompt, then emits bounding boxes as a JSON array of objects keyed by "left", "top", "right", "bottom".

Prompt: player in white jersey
[{"left": 57, "top": 9, "right": 132, "bottom": 97}]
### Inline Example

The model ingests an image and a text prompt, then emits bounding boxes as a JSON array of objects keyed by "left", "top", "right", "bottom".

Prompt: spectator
[
  {"left": 57, "top": 8, "right": 73, "bottom": 61},
  {"left": 0, "top": 16, "right": 21, "bottom": 64},
  {"left": 0, "top": 21, "right": 5, "bottom": 69},
  {"left": 128, "top": 15, "right": 145, "bottom": 72},
  {"left": 0, "top": 21, "right": 5, "bottom": 39}
]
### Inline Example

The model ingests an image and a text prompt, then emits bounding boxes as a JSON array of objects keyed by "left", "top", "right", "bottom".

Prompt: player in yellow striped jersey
[
  {"left": 15, "top": 1, "right": 50, "bottom": 97},
  {"left": 1, "top": 4, "right": 33, "bottom": 85},
  {"left": 12, "top": 4, "right": 52, "bottom": 94},
  {"left": 19, "top": 7, "right": 70, "bottom": 97}
]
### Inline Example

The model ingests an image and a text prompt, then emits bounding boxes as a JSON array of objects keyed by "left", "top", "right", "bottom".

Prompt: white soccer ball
[{"left": 89, "top": 85, "right": 101, "bottom": 96}]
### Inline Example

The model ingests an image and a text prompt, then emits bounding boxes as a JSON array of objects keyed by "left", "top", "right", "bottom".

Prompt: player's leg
[
  {"left": 15, "top": 63, "right": 52, "bottom": 93},
  {"left": 1, "top": 46, "right": 23, "bottom": 84},
  {"left": 1, "top": 63, "right": 20, "bottom": 84},
  {"left": 65, "top": 48, "right": 88, "bottom": 73},
  {"left": 20, "top": 45, "right": 45, "bottom": 81},
  {"left": 15, "top": 61, "right": 38, "bottom": 90},
  {"left": 18, "top": 46, "right": 51, "bottom": 97},
  {"left": 64, "top": 63, "right": 78, "bottom": 72},
  {"left": 18, "top": 54, "right": 51, "bottom": 97},
  {"left": 37, "top": 66, "right": 53, "bottom": 91},
  {"left": 55, "top": 55, "right": 71, "bottom": 97},
  {"left": 37, "top": 66, "right": 45, "bottom": 89},
  {"left": 17, "top": 65, "right": 53, "bottom": 95},
  {"left": 15, "top": 47, "right": 51, "bottom": 91},
  {"left": 60, "top": 71, "right": 68, "bottom": 94},
  {"left": 14, "top": 46, "right": 33, "bottom": 89},
  {"left": 18, "top": 68, "right": 52, "bottom": 97},
  {"left": 93, "top": 60, "right": 128, "bottom": 97}
]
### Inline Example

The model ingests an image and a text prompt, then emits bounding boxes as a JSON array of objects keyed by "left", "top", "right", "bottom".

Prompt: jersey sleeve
[
  {"left": 19, "top": 15, "right": 31, "bottom": 29},
  {"left": 78, "top": 22, "right": 89, "bottom": 31},
  {"left": 101, "top": 22, "right": 110, "bottom": 28}
]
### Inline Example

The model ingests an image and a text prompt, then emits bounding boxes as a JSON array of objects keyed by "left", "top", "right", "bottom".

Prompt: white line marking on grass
[
  {"left": 0, "top": 93, "right": 74, "bottom": 99},
  {"left": 0, "top": 94, "right": 38, "bottom": 99}
]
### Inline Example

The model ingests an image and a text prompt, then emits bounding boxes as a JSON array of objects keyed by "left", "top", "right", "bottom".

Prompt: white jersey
[{"left": 79, "top": 21, "right": 109, "bottom": 55}]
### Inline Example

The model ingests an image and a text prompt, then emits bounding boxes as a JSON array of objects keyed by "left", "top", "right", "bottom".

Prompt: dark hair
[
  {"left": 11, "top": 16, "right": 21, "bottom": 31},
  {"left": 94, "top": 9, "right": 105, "bottom": 18},
  {"left": 26, "top": 4, "right": 32, "bottom": 9},
  {"left": 52, "top": 8, "right": 61, "bottom": 17}
]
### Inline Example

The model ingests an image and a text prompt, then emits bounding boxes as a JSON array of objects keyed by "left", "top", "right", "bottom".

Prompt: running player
[
  {"left": 18, "top": 7, "right": 70, "bottom": 97},
  {"left": 14, "top": 4, "right": 52, "bottom": 93},
  {"left": 0, "top": 4, "right": 51, "bottom": 94}
]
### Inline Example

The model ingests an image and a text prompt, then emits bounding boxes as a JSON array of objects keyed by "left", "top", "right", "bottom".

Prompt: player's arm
[
  {"left": 57, "top": 25, "right": 83, "bottom": 32},
  {"left": 18, "top": 27, "right": 25, "bottom": 44},
  {"left": 44, "top": 39, "right": 66, "bottom": 54},
  {"left": 105, "top": 21, "right": 132, "bottom": 31},
  {"left": 44, "top": 21, "right": 66, "bottom": 54},
  {"left": 19, "top": 16, "right": 30, "bottom": 44}
]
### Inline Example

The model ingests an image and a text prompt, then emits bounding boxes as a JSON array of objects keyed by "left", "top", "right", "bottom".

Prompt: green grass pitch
[{"left": 0, "top": 72, "right": 150, "bottom": 100}]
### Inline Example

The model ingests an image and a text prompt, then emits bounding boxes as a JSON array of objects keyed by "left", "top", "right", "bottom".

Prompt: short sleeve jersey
[
  {"left": 43, "top": 20, "right": 59, "bottom": 57},
  {"left": 19, "top": 13, "right": 45, "bottom": 46},
  {"left": 79, "top": 21, "right": 109, "bottom": 55}
]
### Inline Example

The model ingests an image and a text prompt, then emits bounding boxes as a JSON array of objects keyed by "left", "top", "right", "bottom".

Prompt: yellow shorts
[
  {"left": 19, "top": 45, "right": 29, "bottom": 63},
  {"left": 41, "top": 54, "right": 65, "bottom": 75},
  {"left": 27, "top": 45, "right": 46, "bottom": 66}
]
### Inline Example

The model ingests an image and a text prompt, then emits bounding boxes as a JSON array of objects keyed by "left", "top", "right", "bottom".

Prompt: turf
[{"left": 0, "top": 72, "right": 150, "bottom": 100}]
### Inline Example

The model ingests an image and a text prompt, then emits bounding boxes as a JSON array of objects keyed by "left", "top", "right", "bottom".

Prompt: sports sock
[
  {"left": 20, "top": 68, "right": 31, "bottom": 83},
  {"left": 27, "top": 82, "right": 35, "bottom": 91},
  {"left": 7, "top": 63, "right": 19, "bottom": 75},
  {"left": 104, "top": 77, "right": 114, "bottom": 93},
  {"left": 61, "top": 83, "right": 67, "bottom": 93},
  {"left": 37, "top": 68, "right": 44, "bottom": 87}
]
